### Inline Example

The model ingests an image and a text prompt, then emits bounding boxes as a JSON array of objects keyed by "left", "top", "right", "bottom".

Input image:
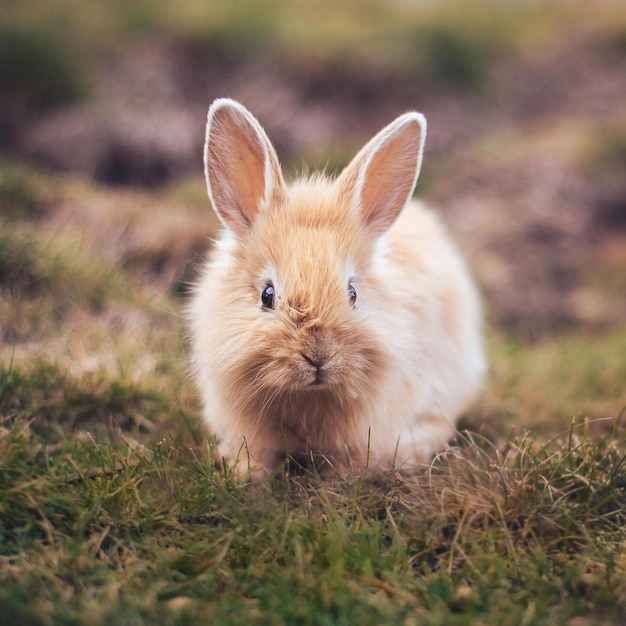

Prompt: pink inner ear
[
  {"left": 206, "top": 105, "right": 268, "bottom": 233},
  {"left": 359, "top": 121, "right": 422, "bottom": 235}
]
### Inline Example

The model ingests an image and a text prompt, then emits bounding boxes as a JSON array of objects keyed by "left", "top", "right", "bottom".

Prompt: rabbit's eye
[
  {"left": 348, "top": 283, "right": 357, "bottom": 307},
  {"left": 261, "top": 284, "right": 275, "bottom": 309}
]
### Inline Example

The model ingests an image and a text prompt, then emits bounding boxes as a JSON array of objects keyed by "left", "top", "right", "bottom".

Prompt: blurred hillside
[{"left": 1, "top": 0, "right": 626, "bottom": 336}]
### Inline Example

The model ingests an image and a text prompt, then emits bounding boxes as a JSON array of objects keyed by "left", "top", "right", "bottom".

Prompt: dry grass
[{"left": 1, "top": 369, "right": 625, "bottom": 624}]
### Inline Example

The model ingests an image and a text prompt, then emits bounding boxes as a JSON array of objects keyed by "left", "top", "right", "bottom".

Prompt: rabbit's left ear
[
  {"left": 337, "top": 112, "right": 426, "bottom": 237},
  {"left": 204, "top": 99, "right": 287, "bottom": 238}
]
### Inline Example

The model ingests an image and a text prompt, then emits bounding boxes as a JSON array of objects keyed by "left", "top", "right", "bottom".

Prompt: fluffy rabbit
[{"left": 189, "top": 98, "right": 486, "bottom": 477}]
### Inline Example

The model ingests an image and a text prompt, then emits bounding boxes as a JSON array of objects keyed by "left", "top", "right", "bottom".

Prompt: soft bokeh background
[
  {"left": 3, "top": 0, "right": 626, "bottom": 335},
  {"left": 1, "top": 0, "right": 625, "bottom": 430}
]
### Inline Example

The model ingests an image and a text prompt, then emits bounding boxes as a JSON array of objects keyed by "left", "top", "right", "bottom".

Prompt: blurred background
[{"left": 1, "top": 0, "right": 625, "bottom": 351}]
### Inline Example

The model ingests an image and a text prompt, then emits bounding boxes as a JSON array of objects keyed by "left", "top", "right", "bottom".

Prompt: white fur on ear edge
[
  {"left": 203, "top": 98, "right": 284, "bottom": 234},
  {"left": 352, "top": 112, "right": 427, "bottom": 219}
]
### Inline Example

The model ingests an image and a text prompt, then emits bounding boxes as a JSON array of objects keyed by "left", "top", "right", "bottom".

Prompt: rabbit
[{"left": 188, "top": 98, "right": 486, "bottom": 478}]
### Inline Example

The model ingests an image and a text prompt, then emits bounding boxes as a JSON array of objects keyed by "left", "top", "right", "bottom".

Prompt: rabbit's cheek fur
[
  {"left": 204, "top": 313, "right": 388, "bottom": 465},
  {"left": 225, "top": 318, "right": 386, "bottom": 401}
]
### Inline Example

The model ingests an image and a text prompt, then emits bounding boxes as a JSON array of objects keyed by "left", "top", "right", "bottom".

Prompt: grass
[
  {"left": 1, "top": 355, "right": 625, "bottom": 624},
  {"left": 0, "top": 160, "right": 55, "bottom": 220},
  {"left": 471, "top": 328, "right": 626, "bottom": 438},
  {"left": 0, "top": 225, "right": 129, "bottom": 335},
  {"left": 1, "top": 201, "right": 625, "bottom": 623}
]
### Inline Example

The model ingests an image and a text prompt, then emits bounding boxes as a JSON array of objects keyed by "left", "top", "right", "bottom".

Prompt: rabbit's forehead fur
[{"left": 235, "top": 176, "right": 372, "bottom": 316}]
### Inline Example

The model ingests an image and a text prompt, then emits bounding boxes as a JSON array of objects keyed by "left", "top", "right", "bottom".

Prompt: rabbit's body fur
[{"left": 189, "top": 99, "right": 486, "bottom": 477}]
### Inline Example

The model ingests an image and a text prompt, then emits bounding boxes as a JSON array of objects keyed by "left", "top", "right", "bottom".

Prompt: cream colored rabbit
[{"left": 189, "top": 98, "right": 486, "bottom": 477}]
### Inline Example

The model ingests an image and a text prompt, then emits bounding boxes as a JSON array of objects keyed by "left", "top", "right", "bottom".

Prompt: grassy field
[
  {"left": 1, "top": 158, "right": 625, "bottom": 626},
  {"left": 2, "top": 1, "right": 626, "bottom": 624},
  {"left": 1, "top": 339, "right": 626, "bottom": 625}
]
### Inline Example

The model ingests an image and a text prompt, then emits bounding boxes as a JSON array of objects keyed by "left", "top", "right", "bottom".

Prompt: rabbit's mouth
[
  {"left": 310, "top": 372, "right": 328, "bottom": 387},
  {"left": 310, "top": 375, "right": 324, "bottom": 387}
]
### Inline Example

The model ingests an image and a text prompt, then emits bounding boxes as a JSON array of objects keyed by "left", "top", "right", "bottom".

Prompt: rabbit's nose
[
  {"left": 301, "top": 339, "right": 325, "bottom": 368},
  {"left": 301, "top": 352, "right": 326, "bottom": 385},
  {"left": 302, "top": 352, "right": 321, "bottom": 369}
]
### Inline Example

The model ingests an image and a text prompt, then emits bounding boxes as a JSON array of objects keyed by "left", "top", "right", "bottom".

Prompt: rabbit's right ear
[
  {"left": 337, "top": 112, "right": 426, "bottom": 238},
  {"left": 204, "top": 99, "right": 287, "bottom": 238}
]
